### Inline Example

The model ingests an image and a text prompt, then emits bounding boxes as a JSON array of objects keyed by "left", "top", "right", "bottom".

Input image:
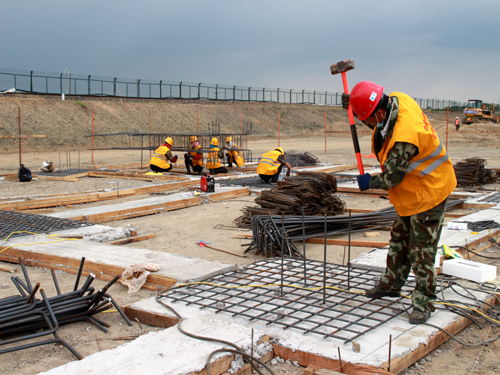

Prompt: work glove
[
  {"left": 171, "top": 155, "right": 178, "bottom": 163},
  {"left": 341, "top": 93, "right": 350, "bottom": 110},
  {"left": 356, "top": 173, "right": 371, "bottom": 191}
]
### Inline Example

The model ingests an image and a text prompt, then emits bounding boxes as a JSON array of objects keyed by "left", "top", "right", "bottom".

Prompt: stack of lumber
[
  {"left": 235, "top": 172, "right": 345, "bottom": 227},
  {"left": 454, "top": 158, "right": 497, "bottom": 187}
]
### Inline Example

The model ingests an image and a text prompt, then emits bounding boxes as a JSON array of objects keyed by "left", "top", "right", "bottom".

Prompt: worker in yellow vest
[
  {"left": 184, "top": 136, "right": 204, "bottom": 174},
  {"left": 149, "top": 137, "right": 178, "bottom": 173},
  {"left": 256, "top": 147, "right": 292, "bottom": 183},
  {"left": 344, "top": 81, "right": 457, "bottom": 324},
  {"left": 224, "top": 136, "right": 245, "bottom": 168},
  {"left": 206, "top": 137, "right": 228, "bottom": 174}
]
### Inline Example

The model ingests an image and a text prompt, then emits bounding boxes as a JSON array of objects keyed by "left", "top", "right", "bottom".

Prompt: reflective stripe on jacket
[
  {"left": 206, "top": 147, "right": 222, "bottom": 169},
  {"left": 375, "top": 92, "right": 457, "bottom": 216},
  {"left": 150, "top": 145, "right": 171, "bottom": 169},
  {"left": 256, "top": 150, "right": 281, "bottom": 175}
]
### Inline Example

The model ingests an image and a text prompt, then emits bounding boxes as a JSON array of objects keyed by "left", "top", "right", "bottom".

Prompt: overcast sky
[{"left": 1, "top": 0, "right": 499, "bottom": 103}]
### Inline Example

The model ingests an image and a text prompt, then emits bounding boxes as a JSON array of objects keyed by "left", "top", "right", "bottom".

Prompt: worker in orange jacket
[
  {"left": 343, "top": 81, "right": 457, "bottom": 324},
  {"left": 184, "top": 136, "right": 204, "bottom": 174}
]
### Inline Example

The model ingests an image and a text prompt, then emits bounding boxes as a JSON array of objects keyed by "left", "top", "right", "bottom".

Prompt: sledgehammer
[{"left": 330, "top": 59, "right": 364, "bottom": 174}]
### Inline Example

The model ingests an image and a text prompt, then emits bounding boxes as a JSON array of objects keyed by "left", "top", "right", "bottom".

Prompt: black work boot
[
  {"left": 409, "top": 309, "right": 431, "bottom": 324},
  {"left": 364, "top": 286, "right": 401, "bottom": 299}
]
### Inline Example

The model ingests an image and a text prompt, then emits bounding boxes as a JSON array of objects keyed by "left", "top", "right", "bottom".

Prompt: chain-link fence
[{"left": 0, "top": 68, "right": 468, "bottom": 110}]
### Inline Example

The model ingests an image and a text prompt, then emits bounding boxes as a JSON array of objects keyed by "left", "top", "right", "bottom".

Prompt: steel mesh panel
[
  {"left": 0, "top": 210, "right": 91, "bottom": 239},
  {"left": 161, "top": 258, "right": 439, "bottom": 342}
]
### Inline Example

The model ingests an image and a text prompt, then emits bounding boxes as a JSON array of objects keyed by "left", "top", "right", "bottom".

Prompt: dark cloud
[{"left": 0, "top": 0, "right": 498, "bottom": 102}]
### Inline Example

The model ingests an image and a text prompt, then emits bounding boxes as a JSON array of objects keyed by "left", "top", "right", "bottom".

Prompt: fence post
[
  {"left": 302, "top": 89, "right": 304, "bottom": 104},
  {"left": 88, "top": 75, "right": 91, "bottom": 95},
  {"left": 277, "top": 88, "right": 280, "bottom": 103},
  {"left": 289, "top": 89, "right": 292, "bottom": 104},
  {"left": 179, "top": 81, "right": 182, "bottom": 98},
  {"left": 137, "top": 79, "right": 141, "bottom": 97},
  {"left": 159, "top": 80, "right": 163, "bottom": 98},
  {"left": 197, "top": 82, "right": 201, "bottom": 99},
  {"left": 248, "top": 87, "right": 251, "bottom": 101},
  {"left": 215, "top": 84, "right": 218, "bottom": 100},
  {"left": 60, "top": 73, "right": 63, "bottom": 94},
  {"left": 113, "top": 78, "right": 117, "bottom": 96},
  {"left": 262, "top": 87, "right": 265, "bottom": 102},
  {"left": 233, "top": 85, "right": 236, "bottom": 101},
  {"left": 30, "top": 70, "right": 33, "bottom": 92},
  {"left": 313, "top": 90, "right": 316, "bottom": 104}
]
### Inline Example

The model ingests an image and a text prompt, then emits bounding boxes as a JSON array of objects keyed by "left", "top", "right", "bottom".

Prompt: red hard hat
[{"left": 350, "top": 81, "right": 384, "bottom": 121}]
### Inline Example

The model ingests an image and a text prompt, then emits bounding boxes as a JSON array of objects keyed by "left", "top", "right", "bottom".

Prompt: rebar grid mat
[
  {"left": 160, "top": 258, "right": 436, "bottom": 343},
  {"left": 38, "top": 168, "right": 89, "bottom": 177},
  {"left": 476, "top": 192, "right": 500, "bottom": 203},
  {"left": 0, "top": 210, "right": 90, "bottom": 239}
]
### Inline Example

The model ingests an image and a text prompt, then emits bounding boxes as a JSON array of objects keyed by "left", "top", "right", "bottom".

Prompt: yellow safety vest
[
  {"left": 206, "top": 147, "right": 222, "bottom": 169},
  {"left": 228, "top": 149, "right": 245, "bottom": 167},
  {"left": 149, "top": 145, "right": 171, "bottom": 169},
  {"left": 375, "top": 92, "right": 457, "bottom": 216},
  {"left": 256, "top": 150, "right": 281, "bottom": 175}
]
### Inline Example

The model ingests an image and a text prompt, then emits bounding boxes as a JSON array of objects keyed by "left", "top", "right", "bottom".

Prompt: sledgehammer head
[{"left": 330, "top": 59, "right": 355, "bottom": 75}]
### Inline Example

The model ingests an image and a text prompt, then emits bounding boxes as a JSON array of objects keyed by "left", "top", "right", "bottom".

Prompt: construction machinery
[{"left": 462, "top": 99, "right": 498, "bottom": 124}]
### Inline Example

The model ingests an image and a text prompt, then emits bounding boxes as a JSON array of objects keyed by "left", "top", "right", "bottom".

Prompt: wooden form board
[
  {"left": 88, "top": 170, "right": 188, "bottom": 181},
  {"left": 0, "top": 179, "right": 202, "bottom": 210},
  {"left": 53, "top": 187, "right": 250, "bottom": 223},
  {"left": 0, "top": 235, "right": 236, "bottom": 291}
]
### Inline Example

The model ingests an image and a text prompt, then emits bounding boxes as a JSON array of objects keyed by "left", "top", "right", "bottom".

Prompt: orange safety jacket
[
  {"left": 374, "top": 92, "right": 457, "bottom": 216},
  {"left": 150, "top": 145, "right": 172, "bottom": 169},
  {"left": 256, "top": 150, "right": 282, "bottom": 175},
  {"left": 189, "top": 147, "right": 203, "bottom": 167},
  {"left": 206, "top": 146, "right": 222, "bottom": 169}
]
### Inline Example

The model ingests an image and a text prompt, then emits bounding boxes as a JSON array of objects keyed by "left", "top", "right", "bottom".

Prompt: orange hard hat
[{"left": 350, "top": 81, "right": 384, "bottom": 121}]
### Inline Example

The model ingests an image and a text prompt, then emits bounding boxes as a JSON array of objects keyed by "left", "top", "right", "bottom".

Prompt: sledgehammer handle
[{"left": 341, "top": 72, "right": 365, "bottom": 175}]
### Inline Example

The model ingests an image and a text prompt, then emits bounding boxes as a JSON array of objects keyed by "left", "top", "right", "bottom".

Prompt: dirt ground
[{"left": 0, "top": 97, "right": 499, "bottom": 374}]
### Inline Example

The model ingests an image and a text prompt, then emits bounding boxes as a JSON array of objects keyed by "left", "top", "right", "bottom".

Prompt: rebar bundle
[
  {"left": 0, "top": 258, "right": 132, "bottom": 359},
  {"left": 454, "top": 158, "right": 498, "bottom": 187},
  {"left": 285, "top": 151, "right": 320, "bottom": 167},
  {"left": 234, "top": 172, "right": 345, "bottom": 228},
  {"left": 246, "top": 200, "right": 464, "bottom": 257}
]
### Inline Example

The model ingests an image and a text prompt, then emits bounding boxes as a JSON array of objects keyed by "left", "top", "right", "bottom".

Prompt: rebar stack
[
  {"left": 0, "top": 258, "right": 132, "bottom": 359},
  {"left": 454, "top": 157, "right": 498, "bottom": 187},
  {"left": 246, "top": 200, "right": 464, "bottom": 257},
  {"left": 235, "top": 172, "right": 345, "bottom": 228}
]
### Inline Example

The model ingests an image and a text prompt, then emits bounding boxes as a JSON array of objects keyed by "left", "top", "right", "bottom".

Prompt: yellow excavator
[{"left": 462, "top": 99, "right": 498, "bottom": 124}]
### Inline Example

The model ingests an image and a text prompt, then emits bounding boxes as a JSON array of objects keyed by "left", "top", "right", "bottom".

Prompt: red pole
[
  {"left": 277, "top": 112, "right": 281, "bottom": 146},
  {"left": 91, "top": 111, "right": 95, "bottom": 166},
  {"left": 18, "top": 106, "right": 22, "bottom": 165},
  {"left": 445, "top": 107, "right": 449, "bottom": 151},
  {"left": 323, "top": 111, "right": 327, "bottom": 154}
]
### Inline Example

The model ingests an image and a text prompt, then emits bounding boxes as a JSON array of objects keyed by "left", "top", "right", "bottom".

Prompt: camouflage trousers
[{"left": 377, "top": 199, "right": 447, "bottom": 312}]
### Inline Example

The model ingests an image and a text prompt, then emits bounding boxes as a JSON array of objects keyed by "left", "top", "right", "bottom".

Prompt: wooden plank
[
  {"left": 123, "top": 305, "right": 179, "bottom": 328},
  {"left": 88, "top": 170, "right": 187, "bottom": 181},
  {"left": 273, "top": 344, "right": 393, "bottom": 375},
  {"left": 387, "top": 295, "right": 496, "bottom": 373},
  {"left": 0, "top": 134, "right": 47, "bottom": 139},
  {"left": 107, "top": 233, "right": 156, "bottom": 245},
  {"left": 65, "top": 187, "right": 250, "bottom": 223},
  {"left": 0, "top": 248, "right": 177, "bottom": 291}
]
